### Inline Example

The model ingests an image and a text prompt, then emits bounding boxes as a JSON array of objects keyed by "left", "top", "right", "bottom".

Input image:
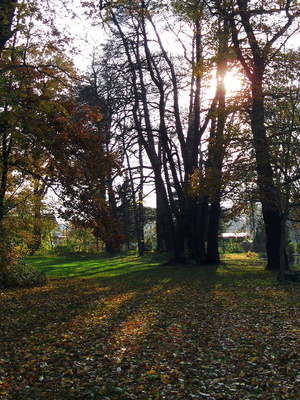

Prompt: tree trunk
[
  {"left": 183, "top": 17, "right": 208, "bottom": 263},
  {"left": 155, "top": 186, "right": 173, "bottom": 253},
  {"left": 29, "top": 181, "right": 47, "bottom": 255},
  {"left": 0, "top": 123, "right": 11, "bottom": 225},
  {"left": 219, "top": 0, "right": 295, "bottom": 270},
  {"left": 251, "top": 74, "right": 282, "bottom": 270},
  {"left": 137, "top": 144, "right": 145, "bottom": 255},
  {"left": 0, "top": 0, "right": 18, "bottom": 54},
  {"left": 185, "top": 196, "right": 201, "bottom": 261},
  {"left": 205, "top": 16, "right": 228, "bottom": 264},
  {"left": 206, "top": 199, "right": 221, "bottom": 264},
  {"left": 0, "top": 151, "right": 8, "bottom": 225}
]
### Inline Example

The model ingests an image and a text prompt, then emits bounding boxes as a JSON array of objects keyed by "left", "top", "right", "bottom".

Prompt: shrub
[
  {"left": 219, "top": 239, "right": 243, "bottom": 254},
  {"left": 0, "top": 238, "right": 46, "bottom": 288},
  {"left": 245, "top": 251, "right": 258, "bottom": 259},
  {"left": 0, "top": 261, "right": 47, "bottom": 288}
]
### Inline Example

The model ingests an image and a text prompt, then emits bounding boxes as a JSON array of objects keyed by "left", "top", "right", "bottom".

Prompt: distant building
[{"left": 220, "top": 211, "right": 266, "bottom": 253}]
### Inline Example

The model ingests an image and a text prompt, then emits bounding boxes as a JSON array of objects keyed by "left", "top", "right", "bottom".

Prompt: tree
[
  {"left": 97, "top": 0, "right": 235, "bottom": 263},
  {"left": 98, "top": 2, "right": 182, "bottom": 259},
  {"left": 26, "top": 179, "right": 48, "bottom": 255},
  {"left": 5, "top": 177, "right": 56, "bottom": 254},
  {"left": 76, "top": 44, "right": 140, "bottom": 253},
  {"left": 84, "top": 0, "right": 300, "bottom": 265},
  {"left": 0, "top": 0, "right": 81, "bottom": 230},
  {"left": 0, "top": 0, "right": 18, "bottom": 53},
  {"left": 212, "top": 0, "right": 300, "bottom": 270},
  {"left": 204, "top": 13, "right": 229, "bottom": 264},
  {"left": 50, "top": 96, "right": 122, "bottom": 254},
  {"left": 0, "top": 43, "right": 73, "bottom": 228},
  {"left": 265, "top": 49, "right": 300, "bottom": 278},
  {"left": 0, "top": 0, "right": 122, "bottom": 262}
]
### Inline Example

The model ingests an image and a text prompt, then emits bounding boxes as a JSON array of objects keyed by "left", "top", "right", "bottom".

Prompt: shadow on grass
[
  {"left": 29, "top": 253, "right": 275, "bottom": 290},
  {"left": 30, "top": 253, "right": 168, "bottom": 278},
  {"left": 3, "top": 254, "right": 297, "bottom": 399}
]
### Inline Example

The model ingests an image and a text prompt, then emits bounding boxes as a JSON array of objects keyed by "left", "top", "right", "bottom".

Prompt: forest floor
[{"left": 1, "top": 253, "right": 300, "bottom": 399}]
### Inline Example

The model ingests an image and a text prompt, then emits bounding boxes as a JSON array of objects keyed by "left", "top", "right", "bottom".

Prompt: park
[{"left": 1, "top": 1, "right": 300, "bottom": 398}]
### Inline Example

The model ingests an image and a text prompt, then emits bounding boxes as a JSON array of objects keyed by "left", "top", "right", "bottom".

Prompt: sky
[
  {"left": 62, "top": 3, "right": 105, "bottom": 73},
  {"left": 66, "top": 2, "right": 300, "bottom": 73}
]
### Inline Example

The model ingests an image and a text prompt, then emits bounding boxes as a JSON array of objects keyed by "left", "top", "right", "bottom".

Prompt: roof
[{"left": 220, "top": 232, "right": 248, "bottom": 238}]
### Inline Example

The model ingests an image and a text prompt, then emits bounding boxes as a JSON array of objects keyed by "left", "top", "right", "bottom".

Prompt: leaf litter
[{"left": 1, "top": 261, "right": 300, "bottom": 399}]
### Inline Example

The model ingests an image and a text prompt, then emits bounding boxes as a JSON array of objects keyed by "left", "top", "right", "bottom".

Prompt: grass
[
  {"left": 30, "top": 252, "right": 269, "bottom": 281},
  {"left": 29, "top": 252, "right": 169, "bottom": 279},
  {"left": 1, "top": 252, "right": 300, "bottom": 399}
]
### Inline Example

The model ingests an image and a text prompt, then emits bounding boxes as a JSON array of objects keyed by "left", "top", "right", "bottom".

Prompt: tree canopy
[{"left": 0, "top": 0, "right": 121, "bottom": 270}]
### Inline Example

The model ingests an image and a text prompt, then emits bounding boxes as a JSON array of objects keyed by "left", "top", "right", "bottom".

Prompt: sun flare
[{"left": 224, "top": 70, "right": 244, "bottom": 94}]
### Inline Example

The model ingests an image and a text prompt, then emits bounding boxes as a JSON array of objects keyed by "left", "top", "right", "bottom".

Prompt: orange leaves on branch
[{"left": 46, "top": 96, "right": 122, "bottom": 250}]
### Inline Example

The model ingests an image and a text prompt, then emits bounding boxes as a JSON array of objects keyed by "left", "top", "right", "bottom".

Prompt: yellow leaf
[
  {"left": 146, "top": 369, "right": 156, "bottom": 375},
  {"left": 160, "top": 374, "right": 169, "bottom": 382}
]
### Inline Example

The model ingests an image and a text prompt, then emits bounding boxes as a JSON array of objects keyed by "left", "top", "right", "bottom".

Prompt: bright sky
[{"left": 52, "top": 1, "right": 105, "bottom": 72}]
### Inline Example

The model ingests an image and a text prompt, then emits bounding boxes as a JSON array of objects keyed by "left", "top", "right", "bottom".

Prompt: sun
[{"left": 224, "top": 70, "right": 244, "bottom": 94}]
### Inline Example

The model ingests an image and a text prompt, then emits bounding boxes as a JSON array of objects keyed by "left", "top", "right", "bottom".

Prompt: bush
[
  {"left": 219, "top": 239, "right": 243, "bottom": 254},
  {"left": 0, "top": 261, "right": 47, "bottom": 288},
  {"left": 0, "top": 239, "right": 46, "bottom": 288},
  {"left": 245, "top": 251, "right": 258, "bottom": 259}
]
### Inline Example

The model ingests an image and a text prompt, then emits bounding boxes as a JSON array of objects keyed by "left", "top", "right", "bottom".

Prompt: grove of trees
[{"left": 1, "top": 0, "right": 300, "bottom": 282}]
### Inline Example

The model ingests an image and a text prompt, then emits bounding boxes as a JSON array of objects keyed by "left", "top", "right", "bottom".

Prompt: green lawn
[
  {"left": 1, "top": 253, "right": 300, "bottom": 399},
  {"left": 30, "top": 252, "right": 167, "bottom": 278}
]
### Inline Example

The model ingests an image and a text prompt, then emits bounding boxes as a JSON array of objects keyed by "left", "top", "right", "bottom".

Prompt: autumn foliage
[
  {"left": 0, "top": 0, "right": 123, "bottom": 269},
  {"left": 47, "top": 98, "right": 122, "bottom": 251}
]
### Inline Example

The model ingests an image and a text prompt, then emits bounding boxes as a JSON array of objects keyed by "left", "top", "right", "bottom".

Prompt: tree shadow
[{"left": 1, "top": 257, "right": 287, "bottom": 399}]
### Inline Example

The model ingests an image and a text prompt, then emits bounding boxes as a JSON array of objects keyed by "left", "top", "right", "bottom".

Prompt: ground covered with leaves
[{"left": 1, "top": 254, "right": 300, "bottom": 399}]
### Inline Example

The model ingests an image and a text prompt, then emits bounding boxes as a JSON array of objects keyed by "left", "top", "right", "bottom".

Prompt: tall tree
[
  {"left": 212, "top": 0, "right": 300, "bottom": 270},
  {"left": 0, "top": 0, "right": 122, "bottom": 257},
  {"left": 0, "top": 39, "right": 74, "bottom": 228},
  {"left": 99, "top": 2, "right": 184, "bottom": 260},
  {"left": 48, "top": 97, "right": 122, "bottom": 253},
  {"left": 77, "top": 42, "right": 145, "bottom": 254},
  {"left": 97, "top": 0, "right": 232, "bottom": 263},
  {"left": 205, "top": 13, "right": 229, "bottom": 264},
  {"left": 265, "top": 49, "right": 300, "bottom": 278}
]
